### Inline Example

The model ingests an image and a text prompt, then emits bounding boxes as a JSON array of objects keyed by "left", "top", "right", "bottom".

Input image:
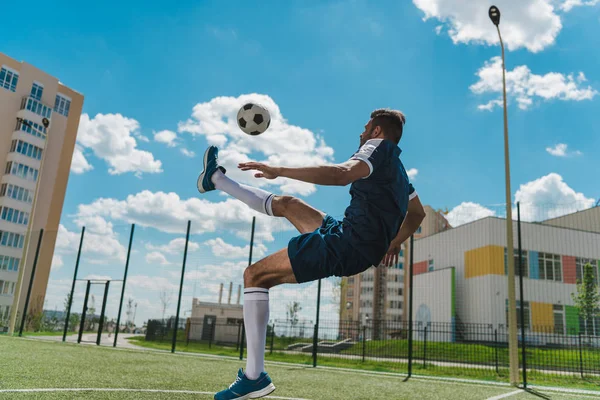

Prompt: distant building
[
  {"left": 0, "top": 52, "right": 84, "bottom": 331},
  {"left": 413, "top": 206, "right": 600, "bottom": 343},
  {"left": 187, "top": 282, "right": 243, "bottom": 343},
  {"left": 339, "top": 206, "right": 451, "bottom": 338}
]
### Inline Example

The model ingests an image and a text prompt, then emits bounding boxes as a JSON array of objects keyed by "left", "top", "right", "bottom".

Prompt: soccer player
[{"left": 197, "top": 109, "right": 426, "bottom": 400}]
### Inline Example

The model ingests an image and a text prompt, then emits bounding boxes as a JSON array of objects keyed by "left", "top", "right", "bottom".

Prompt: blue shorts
[{"left": 287, "top": 215, "right": 373, "bottom": 284}]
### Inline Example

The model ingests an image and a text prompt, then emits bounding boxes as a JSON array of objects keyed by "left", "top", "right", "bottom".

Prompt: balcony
[{"left": 17, "top": 96, "right": 52, "bottom": 128}]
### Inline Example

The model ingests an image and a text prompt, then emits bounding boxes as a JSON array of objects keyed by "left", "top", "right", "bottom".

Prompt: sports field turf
[{"left": 1, "top": 336, "right": 598, "bottom": 399}]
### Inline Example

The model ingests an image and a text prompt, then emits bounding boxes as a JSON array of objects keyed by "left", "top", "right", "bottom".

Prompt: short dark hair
[{"left": 370, "top": 108, "right": 406, "bottom": 144}]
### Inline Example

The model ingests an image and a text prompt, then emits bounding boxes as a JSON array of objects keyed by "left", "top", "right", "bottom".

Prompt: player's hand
[
  {"left": 381, "top": 239, "right": 402, "bottom": 268},
  {"left": 238, "top": 162, "right": 281, "bottom": 180}
]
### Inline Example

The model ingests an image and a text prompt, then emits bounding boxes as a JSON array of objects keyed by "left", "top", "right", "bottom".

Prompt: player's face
[{"left": 359, "top": 119, "right": 381, "bottom": 147}]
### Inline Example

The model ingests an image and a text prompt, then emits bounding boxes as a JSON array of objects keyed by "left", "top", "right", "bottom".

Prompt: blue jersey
[{"left": 342, "top": 139, "right": 416, "bottom": 266}]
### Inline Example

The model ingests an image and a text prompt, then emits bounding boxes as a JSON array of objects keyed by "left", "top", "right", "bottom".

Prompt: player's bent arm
[
  {"left": 394, "top": 195, "right": 426, "bottom": 244},
  {"left": 278, "top": 159, "right": 370, "bottom": 186}
]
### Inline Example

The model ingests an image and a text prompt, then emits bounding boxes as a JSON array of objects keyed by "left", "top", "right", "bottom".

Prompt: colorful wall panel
[
  {"left": 414, "top": 260, "right": 428, "bottom": 275},
  {"left": 563, "top": 255, "right": 577, "bottom": 284},
  {"left": 465, "top": 245, "right": 504, "bottom": 278},
  {"left": 531, "top": 302, "right": 554, "bottom": 333},
  {"left": 529, "top": 251, "right": 539, "bottom": 280},
  {"left": 565, "top": 305, "right": 580, "bottom": 335}
]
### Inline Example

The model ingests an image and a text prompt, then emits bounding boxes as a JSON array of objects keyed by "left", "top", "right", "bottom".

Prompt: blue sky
[{"left": 2, "top": 0, "right": 599, "bottom": 325}]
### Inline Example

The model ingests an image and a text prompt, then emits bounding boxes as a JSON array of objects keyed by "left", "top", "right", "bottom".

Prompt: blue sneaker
[
  {"left": 214, "top": 368, "right": 276, "bottom": 400},
  {"left": 197, "top": 146, "right": 226, "bottom": 193}
]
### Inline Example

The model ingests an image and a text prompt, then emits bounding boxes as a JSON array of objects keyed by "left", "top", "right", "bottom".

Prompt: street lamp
[{"left": 489, "top": 5, "right": 519, "bottom": 386}]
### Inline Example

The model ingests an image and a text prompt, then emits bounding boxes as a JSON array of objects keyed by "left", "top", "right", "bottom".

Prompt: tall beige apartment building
[
  {"left": 0, "top": 52, "right": 83, "bottom": 332},
  {"left": 339, "top": 206, "right": 451, "bottom": 337}
]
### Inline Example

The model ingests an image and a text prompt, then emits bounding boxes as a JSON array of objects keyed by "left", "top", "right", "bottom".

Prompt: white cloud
[
  {"left": 445, "top": 202, "right": 497, "bottom": 227},
  {"left": 145, "top": 251, "right": 171, "bottom": 266},
  {"left": 514, "top": 173, "right": 595, "bottom": 221},
  {"left": 154, "top": 130, "right": 178, "bottom": 147},
  {"left": 55, "top": 223, "right": 127, "bottom": 264},
  {"left": 71, "top": 144, "right": 93, "bottom": 174},
  {"left": 77, "top": 113, "right": 163, "bottom": 176},
  {"left": 177, "top": 94, "right": 335, "bottom": 196},
  {"left": 559, "top": 0, "right": 600, "bottom": 11},
  {"left": 407, "top": 168, "right": 418, "bottom": 180},
  {"left": 204, "top": 238, "right": 267, "bottom": 260},
  {"left": 413, "top": 0, "right": 563, "bottom": 53},
  {"left": 146, "top": 238, "right": 200, "bottom": 254},
  {"left": 51, "top": 254, "right": 63, "bottom": 271},
  {"left": 180, "top": 148, "right": 196, "bottom": 158},
  {"left": 75, "top": 190, "right": 295, "bottom": 243},
  {"left": 546, "top": 143, "right": 582, "bottom": 157},
  {"left": 471, "top": 57, "right": 597, "bottom": 110}
]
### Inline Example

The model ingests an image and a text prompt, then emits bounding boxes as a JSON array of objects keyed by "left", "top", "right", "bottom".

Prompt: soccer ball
[{"left": 237, "top": 103, "right": 271, "bottom": 135}]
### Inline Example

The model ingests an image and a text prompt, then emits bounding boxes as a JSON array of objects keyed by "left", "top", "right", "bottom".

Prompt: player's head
[{"left": 360, "top": 108, "right": 406, "bottom": 146}]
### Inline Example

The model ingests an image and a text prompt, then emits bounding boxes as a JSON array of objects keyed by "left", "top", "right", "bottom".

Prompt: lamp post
[{"left": 489, "top": 5, "right": 519, "bottom": 386}]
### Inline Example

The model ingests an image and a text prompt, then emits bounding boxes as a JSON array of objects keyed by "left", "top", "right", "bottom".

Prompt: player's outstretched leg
[
  {"left": 214, "top": 249, "right": 295, "bottom": 400},
  {"left": 198, "top": 146, "right": 325, "bottom": 234}
]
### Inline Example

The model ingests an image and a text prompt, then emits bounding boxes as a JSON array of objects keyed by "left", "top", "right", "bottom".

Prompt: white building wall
[{"left": 413, "top": 217, "right": 600, "bottom": 330}]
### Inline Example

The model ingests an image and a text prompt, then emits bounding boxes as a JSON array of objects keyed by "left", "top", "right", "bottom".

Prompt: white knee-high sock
[
  {"left": 211, "top": 170, "right": 275, "bottom": 216},
  {"left": 243, "top": 287, "right": 269, "bottom": 380}
]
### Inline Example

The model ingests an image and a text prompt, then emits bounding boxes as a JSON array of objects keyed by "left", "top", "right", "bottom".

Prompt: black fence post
[
  {"left": 362, "top": 325, "right": 366, "bottom": 362},
  {"left": 517, "top": 202, "right": 527, "bottom": 388},
  {"left": 209, "top": 322, "right": 214, "bottom": 349},
  {"left": 313, "top": 279, "right": 322, "bottom": 368},
  {"left": 236, "top": 323, "right": 242, "bottom": 351},
  {"left": 405, "top": 235, "right": 415, "bottom": 380},
  {"left": 114, "top": 224, "right": 135, "bottom": 347},
  {"left": 63, "top": 227, "right": 85, "bottom": 342},
  {"left": 97, "top": 281, "right": 110, "bottom": 345},
  {"left": 19, "top": 229, "right": 44, "bottom": 336},
  {"left": 495, "top": 329, "right": 499, "bottom": 374},
  {"left": 423, "top": 326, "right": 428, "bottom": 368},
  {"left": 578, "top": 333, "right": 584, "bottom": 379},
  {"left": 270, "top": 324, "right": 275, "bottom": 355},
  {"left": 172, "top": 220, "right": 191, "bottom": 354},
  {"left": 78, "top": 281, "right": 91, "bottom": 343}
]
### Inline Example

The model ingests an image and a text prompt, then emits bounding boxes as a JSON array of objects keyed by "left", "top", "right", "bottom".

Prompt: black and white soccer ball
[{"left": 237, "top": 103, "right": 271, "bottom": 135}]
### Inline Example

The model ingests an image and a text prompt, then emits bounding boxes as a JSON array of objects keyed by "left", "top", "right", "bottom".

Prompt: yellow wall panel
[
  {"left": 531, "top": 302, "right": 554, "bottom": 333},
  {"left": 465, "top": 245, "right": 505, "bottom": 278}
]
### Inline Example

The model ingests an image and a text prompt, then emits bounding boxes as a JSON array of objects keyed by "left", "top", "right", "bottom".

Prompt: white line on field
[
  {"left": 485, "top": 390, "right": 524, "bottom": 400},
  {"left": 0, "top": 388, "right": 311, "bottom": 400}
]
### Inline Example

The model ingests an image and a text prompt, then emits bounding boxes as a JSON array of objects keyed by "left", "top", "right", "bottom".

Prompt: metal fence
[{"left": 7, "top": 201, "right": 600, "bottom": 389}]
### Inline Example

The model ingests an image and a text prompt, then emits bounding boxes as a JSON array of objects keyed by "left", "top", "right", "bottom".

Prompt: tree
[
  {"left": 160, "top": 289, "right": 173, "bottom": 323},
  {"left": 571, "top": 262, "right": 600, "bottom": 336},
  {"left": 126, "top": 298, "right": 134, "bottom": 328},
  {"left": 286, "top": 301, "right": 302, "bottom": 327},
  {"left": 63, "top": 292, "right": 73, "bottom": 315}
]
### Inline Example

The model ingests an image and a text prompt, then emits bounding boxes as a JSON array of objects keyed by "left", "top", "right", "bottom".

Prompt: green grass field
[{"left": 1, "top": 336, "right": 599, "bottom": 399}]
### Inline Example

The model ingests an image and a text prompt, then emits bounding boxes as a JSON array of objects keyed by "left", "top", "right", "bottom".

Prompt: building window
[
  {"left": 0, "top": 206, "right": 29, "bottom": 226},
  {"left": 576, "top": 258, "right": 599, "bottom": 285},
  {"left": 580, "top": 316, "right": 600, "bottom": 336},
  {"left": 428, "top": 259, "right": 434, "bottom": 272},
  {"left": 504, "top": 248, "right": 529, "bottom": 278},
  {"left": 538, "top": 252, "right": 562, "bottom": 282},
  {"left": 0, "top": 280, "right": 16, "bottom": 296},
  {"left": 17, "top": 119, "right": 47, "bottom": 140},
  {"left": 54, "top": 94, "right": 71, "bottom": 117},
  {"left": 416, "top": 226, "right": 422, "bottom": 234},
  {"left": 0, "top": 67, "right": 19, "bottom": 92},
  {"left": 553, "top": 305, "right": 565, "bottom": 335},
  {"left": 0, "top": 255, "right": 20, "bottom": 272},
  {"left": 506, "top": 300, "right": 530, "bottom": 330},
  {"left": 397, "top": 262, "right": 404, "bottom": 270},
  {"left": 23, "top": 97, "right": 52, "bottom": 118},
  {"left": 5, "top": 162, "right": 39, "bottom": 182},
  {"left": 0, "top": 184, "right": 34, "bottom": 204},
  {"left": 0, "top": 231, "right": 25, "bottom": 249},
  {"left": 11, "top": 140, "right": 43, "bottom": 161},
  {"left": 30, "top": 82, "right": 43, "bottom": 100}
]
